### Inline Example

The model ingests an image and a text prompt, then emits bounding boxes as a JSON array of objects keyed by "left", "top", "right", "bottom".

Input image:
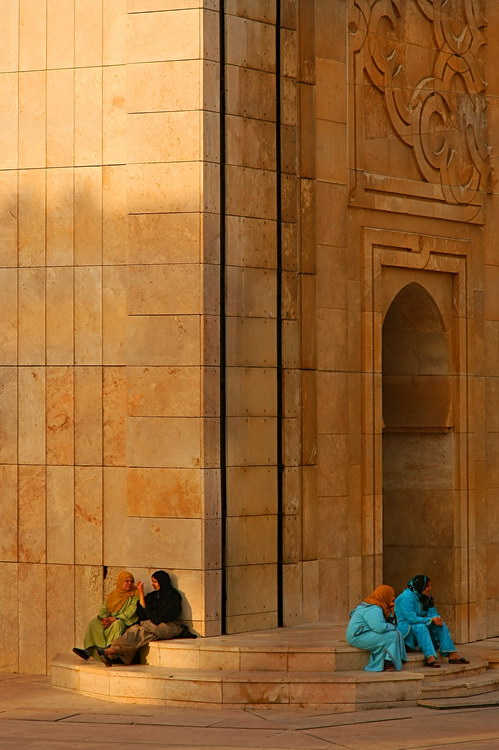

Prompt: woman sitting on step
[
  {"left": 99, "top": 570, "right": 194, "bottom": 667},
  {"left": 395, "top": 575, "right": 469, "bottom": 669},
  {"left": 346, "top": 585, "right": 407, "bottom": 672},
  {"left": 72, "top": 570, "right": 139, "bottom": 661}
]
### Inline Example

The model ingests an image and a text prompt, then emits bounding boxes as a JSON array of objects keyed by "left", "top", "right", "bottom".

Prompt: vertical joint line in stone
[
  {"left": 219, "top": 0, "right": 228, "bottom": 634},
  {"left": 276, "top": 0, "right": 284, "bottom": 627}
]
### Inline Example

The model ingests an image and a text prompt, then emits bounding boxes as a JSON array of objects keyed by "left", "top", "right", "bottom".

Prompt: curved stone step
[
  {"left": 420, "top": 671, "right": 499, "bottom": 699},
  {"left": 51, "top": 653, "right": 423, "bottom": 710},
  {"left": 419, "top": 689, "right": 499, "bottom": 709},
  {"left": 143, "top": 639, "right": 371, "bottom": 672},
  {"left": 143, "top": 637, "right": 427, "bottom": 672},
  {"left": 406, "top": 659, "right": 489, "bottom": 682}
]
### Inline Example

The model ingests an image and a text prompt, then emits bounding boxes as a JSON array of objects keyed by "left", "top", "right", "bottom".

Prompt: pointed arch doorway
[{"left": 381, "top": 278, "right": 458, "bottom": 629}]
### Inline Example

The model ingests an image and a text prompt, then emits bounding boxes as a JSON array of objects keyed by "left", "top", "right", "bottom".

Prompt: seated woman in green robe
[{"left": 72, "top": 571, "right": 139, "bottom": 661}]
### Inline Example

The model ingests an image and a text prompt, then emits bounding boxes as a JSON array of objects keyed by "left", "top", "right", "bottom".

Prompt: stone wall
[
  {"left": 2, "top": 0, "right": 499, "bottom": 675},
  {"left": 0, "top": 0, "right": 221, "bottom": 674}
]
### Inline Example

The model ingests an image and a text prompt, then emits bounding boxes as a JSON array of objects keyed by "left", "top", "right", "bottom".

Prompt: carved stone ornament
[{"left": 349, "top": 0, "right": 491, "bottom": 221}]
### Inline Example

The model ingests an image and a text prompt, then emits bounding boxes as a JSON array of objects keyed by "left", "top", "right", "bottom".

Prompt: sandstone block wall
[{"left": 2, "top": 0, "right": 499, "bottom": 675}]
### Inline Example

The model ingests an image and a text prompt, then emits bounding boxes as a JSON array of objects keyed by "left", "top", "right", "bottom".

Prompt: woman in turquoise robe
[
  {"left": 395, "top": 575, "right": 469, "bottom": 668},
  {"left": 346, "top": 585, "right": 406, "bottom": 672},
  {"left": 72, "top": 571, "right": 139, "bottom": 661}
]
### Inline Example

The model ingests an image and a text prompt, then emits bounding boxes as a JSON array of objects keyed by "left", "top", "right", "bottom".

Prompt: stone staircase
[{"left": 50, "top": 622, "right": 499, "bottom": 711}]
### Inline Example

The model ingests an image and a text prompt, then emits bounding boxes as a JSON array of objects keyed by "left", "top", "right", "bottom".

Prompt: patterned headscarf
[
  {"left": 407, "top": 574, "right": 433, "bottom": 611},
  {"left": 363, "top": 585, "right": 395, "bottom": 618},
  {"left": 407, "top": 575, "right": 430, "bottom": 597}
]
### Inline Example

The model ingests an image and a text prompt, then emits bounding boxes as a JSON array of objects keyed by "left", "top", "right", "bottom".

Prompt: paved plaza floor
[{"left": 2, "top": 672, "right": 499, "bottom": 749}]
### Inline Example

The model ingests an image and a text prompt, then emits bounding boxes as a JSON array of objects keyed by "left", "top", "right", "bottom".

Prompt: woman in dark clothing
[{"left": 99, "top": 570, "right": 184, "bottom": 666}]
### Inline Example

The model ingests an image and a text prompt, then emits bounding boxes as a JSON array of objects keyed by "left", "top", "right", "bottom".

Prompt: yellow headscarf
[
  {"left": 363, "top": 585, "right": 395, "bottom": 619},
  {"left": 106, "top": 571, "right": 137, "bottom": 614}
]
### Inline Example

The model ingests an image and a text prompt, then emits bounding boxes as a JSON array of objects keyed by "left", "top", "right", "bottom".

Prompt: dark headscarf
[
  {"left": 137, "top": 569, "right": 182, "bottom": 625},
  {"left": 407, "top": 574, "right": 434, "bottom": 612},
  {"left": 152, "top": 570, "right": 174, "bottom": 591}
]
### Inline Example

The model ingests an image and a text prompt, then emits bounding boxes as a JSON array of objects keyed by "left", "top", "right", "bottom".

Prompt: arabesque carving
[{"left": 350, "top": 0, "right": 491, "bottom": 207}]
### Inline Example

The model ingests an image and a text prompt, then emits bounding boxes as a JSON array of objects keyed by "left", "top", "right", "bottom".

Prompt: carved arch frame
[{"left": 361, "top": 227, "right": 478, "bottom": 642}]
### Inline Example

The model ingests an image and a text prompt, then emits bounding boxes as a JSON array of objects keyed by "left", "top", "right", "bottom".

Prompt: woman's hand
[
  {"left": 136, "top": 580, "right": 146, "bottom": 607},
  {"left": 432, "top": 616, "right": 443, "bottom": 626},
  {"left": 100, "top": 616, "right": 116, "bottom": 628}
]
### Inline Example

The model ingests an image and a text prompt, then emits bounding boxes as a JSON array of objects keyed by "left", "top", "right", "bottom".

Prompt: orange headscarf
[
  {"left": 106, "top": 571, "right": 137, "bottom": 614},
  {"left": 363, "top": 585, "right": 395, "bottom": 619}
]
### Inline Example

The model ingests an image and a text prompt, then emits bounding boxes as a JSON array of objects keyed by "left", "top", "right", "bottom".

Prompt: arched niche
[
  {"left": 382, "top": 282, "right": 452, "bottom": 430},
  {"left": 382, "top": 282, "right": 455, "bottom": 605}
]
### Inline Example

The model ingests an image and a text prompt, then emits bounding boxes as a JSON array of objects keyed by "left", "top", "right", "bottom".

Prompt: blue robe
[
  {"left": 346, "top": 603, "right": 407, "bottom": 672},
  {"left": 395, "top": 588, "right": 456, "bottom": 658}
]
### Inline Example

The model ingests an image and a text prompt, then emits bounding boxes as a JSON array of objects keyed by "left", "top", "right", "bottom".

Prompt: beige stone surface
[
  {"left": 226, "top": 367, "right": 276, "bottom": 417},
  {"left": 0, "top": 465, "right": 17, "bottom": 562},
  {"left": 225, "top": 563, "right": 277, "bottom": 618},
  {"left": 0, "top": 563, "right": 19, "bottom": 671},
  {"left": 225, "top": 165, "right": 277, "bottom": 219},
  {"left": 128, "top": 9, "right": 218, "bottom": 64},
  {"left": 46, "top": 268, "right": 74, "bottom": 364},
  {"left": 19, "top": 71, "right": 45, "bottom": 169},
  {"left": 0, "top": 269, "right": 17, "bottom": 365},
  {"left": 75, "top": 266, "right": 103, "bottom": 365},
  {"left": 74, "top": 167, "right": 103, "bottom": 265},
  {"left": 74, "top": 566, "right": 104, "bottom": 651},
  {"left": 18, "top": 367, "right": 46, "bottom": 465},
  {"left": 75, "top": 367, "right": 103, "bottom": 466},
  {"left": 46, "top": 167, "right": 74, "bottom": 265},
  {"left": 46, "top": 466, "right": 75, "bottom": 565},
  {"left": 226, "top": 466, "right": 277, "bottom": 516},
  {"left": 0, "top": 171, "right": 19, "bottom": 266},
  {"left": 75, "top": 467, "right": 103, "bottom": 565},
  {"left": 47, "top": 69, "right": 74, "bottom": 168},
  {"left": 0, "top": 368, "right": 17, "bottom": 464},
  {"left": 103, "top": 367, "right": 127, "bottom": 466},
  {"left": 0, "top": 0, "right": 496, "bottom": 665},
  {"left": 103, "top": 266, "right": 127, "bottom": 365},
  {"left": 18, "top": 465, "right": 46, "bottom": 564},
  {"left": 226, "top": 515, "right": 277, "bottom": 566},
  {"left": 103, "top": 66, "right": 126, "bottom": 165},
  {"left": 46, "top": 367, "right": 75, "bottom": 465},
  {"left": 128, "top": 59, "right": 201, "bottom": 113},
  {"left": 226, "top": 115, "right": 276, "bottom": 170},
  {"left": 128, "top": 366, "right": 199, "bottom": 417},
  {"left": 127, "top": 467, "right": 203, "bottom": 518},
  {"left": 128, "top": 264, "right": 218, "bottom": 316},
  {"left": 128, "top": 162, "right": 204, "bottom": 214},
  {"left": 46, "top": 563, "right": 75, "bottom": 665},
  {"left": 0, "top": 73, "right": 18, "bottom": 170},
  {"left": 18, "top": 268, "right": 45, "bottom": 365},
  {"left": 18, "top": 169, "right": 46, "bottom": 266},
  {"left": 226, "top": 317, "right": 276, "bottom": 367},
  {"left": 226, "top": 267, "right": 277, "bottom": 318},
  {"left": 226, "top": 14, "right": 275, "bottom": 71},
  {"left": 18, "top": 564, "right": 47, "bottom": 674}
]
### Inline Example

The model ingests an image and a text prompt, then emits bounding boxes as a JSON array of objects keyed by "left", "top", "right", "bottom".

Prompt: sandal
[
  {"left": 72, "top": 648, "right": 89, "bottom": 661},
  {"left": 99, "top": 653, "right": 113, "bottom": 668},
  {"left": 425, "top": 659, "right": 441, "bottom": 668},
  {"left": 448, "top": 657, "right": 469, "bottom": 664}
]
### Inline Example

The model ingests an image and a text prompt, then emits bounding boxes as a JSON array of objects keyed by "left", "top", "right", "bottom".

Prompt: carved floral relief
[{"left": 349, "top": 0, "right": 491, "bottom": 221}]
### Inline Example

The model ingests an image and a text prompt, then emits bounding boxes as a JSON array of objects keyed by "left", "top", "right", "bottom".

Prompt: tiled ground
[{"left": 2, "top": 672, "right": 499, "bottom": 749}]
